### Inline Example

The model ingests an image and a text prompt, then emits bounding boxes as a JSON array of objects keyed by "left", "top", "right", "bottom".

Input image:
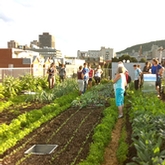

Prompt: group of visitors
[
  {"left": 47, "top": 62, "right": 104, "bottom": 91},
  {"left": 77, "top": 63, "right": 103, "bottom": 95},
  {"left": 113, "top": 59, "right": 164, "bottom": 119},
  {"left": 133, "top": 59, "right": 164, "bottom": 97},
  {"left": 47, "top": 62, "right": 66, "bottom": 89}
]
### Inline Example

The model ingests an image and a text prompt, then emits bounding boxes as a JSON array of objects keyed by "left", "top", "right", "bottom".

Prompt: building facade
[
  {"left": 77, "top": 47, "right": 114, "bottom": 65},
  {"left": 39, "top": 32, "right": 55, "bottom": 48},
  {"left": 7, "top": 40, "right": 19, "bottom": 49},
  {"left": 30, "top": 40, "right": 40, "bottom": 48}
]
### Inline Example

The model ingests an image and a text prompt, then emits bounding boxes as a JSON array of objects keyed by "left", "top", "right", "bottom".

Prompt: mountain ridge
[{"left": 116, "top": 39, "right": 165, "bottom": 54}]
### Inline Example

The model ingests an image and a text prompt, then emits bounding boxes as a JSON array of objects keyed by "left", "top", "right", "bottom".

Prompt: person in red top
[
  {"left": 88, "top": 64, "right": 94, "bottom": 89},
  {"left": 77, "top": 66, "right": 84, "bottom": 95}
]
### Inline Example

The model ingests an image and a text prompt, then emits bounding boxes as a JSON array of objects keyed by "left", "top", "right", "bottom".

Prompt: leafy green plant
[
  {"left": 116, "top": 126, "right": 128, "bottom": 164},
  {"left": 79, "top": 99, "right": 118, "bottom": 165},
  {"left": 25, "top": 78, "right": 78, "bottom": 103},
  {"left": 126, "top": 91, "right": 165, "bottom": 164},
  {"left": 0, "top": 91, "right": 78, "bottom": 155},
  {"left": 19, "top": 74, "right": 45, "bottom": 92},
  {"left": 2, "top": 75, "right": 22, "bottom": 97},
  {"left": 71, "top": 82, "right": 114, "bottom": 108}
]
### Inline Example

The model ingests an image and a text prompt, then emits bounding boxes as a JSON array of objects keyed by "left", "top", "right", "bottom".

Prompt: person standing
[
  {"left": 59, "top": 64, "right": 66, "bottom": 83},
  {"left": 137, "top": 64, "right": 143, "bottom": 88},
  {"left": 94, "top": 65, "right": 103, "bottom": 85},
  {"left": 47, "top": 62, "right": 56, "bottom": 89},
  {"left": 133, "top": 64, "right": 142, "bottom": 90},
  {"left": 88, "top": 64, "right": 94, "bottom": 89},
  {"left": 82, "top": 63, "right": 89, "bottom": 93},
  {"left": 77, "top": 66, "right": 84, "bottom": 95},
  {"left": 151, "top": 59, "right": 164, "bottom": 97},
  {"left": 113, "top": 66, "right": 127, "bottom": 118},
  {"left": 142, "top": 61, "right": 151, "bottom": 74}
]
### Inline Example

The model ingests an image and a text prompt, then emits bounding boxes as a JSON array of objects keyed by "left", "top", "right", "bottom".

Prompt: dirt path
[{"left": 102, "top": 118, "right": 123, "bottom": 165}]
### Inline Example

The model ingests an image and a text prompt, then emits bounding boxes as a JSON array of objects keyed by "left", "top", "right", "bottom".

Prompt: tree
[
  {"left": 130, "top": 57, "right": 138, "bottom": 62},
  {"left": 139, "top": 58, "right": 146, "bottom": 62},
  {"left": 112, "top": 57, "right": 119, "bottom": 62},
  {"left": 119, "top": 54, "right": 131, "bottom": 62}
]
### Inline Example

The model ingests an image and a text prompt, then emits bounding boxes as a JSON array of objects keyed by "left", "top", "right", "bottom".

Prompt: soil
[
  {"left": 1, "top": 97, "right": 150, "bottom": 165},
  {"left": 101, "top": 104, "right": 136, "bottom": 165},
  {"left": 101, "top": 119, "right": 124, "bottom": 165},
  {"left": 1, "top": 105, "right": 104, "bottom": 165},
  {"left": 0, "top": 102, "right": 47, "bottom": 125}
]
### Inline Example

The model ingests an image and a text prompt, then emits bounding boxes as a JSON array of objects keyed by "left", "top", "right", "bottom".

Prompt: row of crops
[{"left": 1, "top": 74, "right": 165, "bottom": 164}]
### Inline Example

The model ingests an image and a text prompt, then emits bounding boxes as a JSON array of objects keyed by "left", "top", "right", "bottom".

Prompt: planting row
[
  {"left": 1, "top": 81, "right": 120, "bottom": 165},
  {"left": 0, "top": 91, "right": 78, "bottom": 157}
]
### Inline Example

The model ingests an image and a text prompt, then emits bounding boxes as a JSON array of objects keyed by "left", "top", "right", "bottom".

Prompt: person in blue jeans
[
  {"left": 113, "top": 66, "right": 127, "bottom": 118},
  {"left": 151, "top": 58, "right": 164, "bottom": 97},
  {"left": 82, "top": 63, "right": 89, "bottom": 93}
]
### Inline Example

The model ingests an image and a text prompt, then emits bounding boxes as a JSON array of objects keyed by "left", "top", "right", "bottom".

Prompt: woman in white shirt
[{"left": 94, "top": 65, "right": 103, "bottom": 85}]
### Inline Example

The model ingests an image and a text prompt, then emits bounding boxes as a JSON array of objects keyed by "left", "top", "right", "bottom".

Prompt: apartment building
[
  {"left": 77, "top": 47, "right": 114, "bottom": 65},
  {"left": 39, "top": 32, "right": 55, "bottom": 48},
  {"left": 7, "top": 40, "right": 19, "bottom": 48}
]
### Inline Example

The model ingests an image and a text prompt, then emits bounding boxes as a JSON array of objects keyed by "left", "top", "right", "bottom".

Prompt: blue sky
[{"left": 0, "top": 0, "right": 165, "bottom": 56}]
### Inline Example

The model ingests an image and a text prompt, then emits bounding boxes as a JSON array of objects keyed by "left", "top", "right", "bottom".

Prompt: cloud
[{"left": 0, "top": 12, "right": 14, "bottom": 22}]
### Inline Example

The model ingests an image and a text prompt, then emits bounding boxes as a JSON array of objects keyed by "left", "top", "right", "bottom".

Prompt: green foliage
[
  {"left": 20, "top": 74, "right": 47, "bottom": 92},
  {"left": 79, "top": 98, "right": 118, "bottom": 165},
  {"left": 0, "top": 101, "right": 13, "bottom": 113},
  {"left": 116, "top": 126, "right": 128, "bottom": 164},
  {"left": 100, "top": 78, "right": 110, "bottom": 84},
  {"left": 112, "top": 54, "right": 138, "bottom": 62},
  {"left": 130, "top": 57, "right": 138, "bottom": 62},
  {"left": 0, "top": 91, "right": 78, "bottom": 155},
  {"left": 25, "top": 78, "right": 78, "bottom": 103},
  {"left": 2, "top": 75, "right": 22, "bottom": 97},
  {"left": 126, "top": 91, "right": 165, "bottom": 164},
  {"left": 139, "top": 58, "right": 146, "bottom": 62},
  {"left": 0, "top": 83, "right": 4, "bottom": 99},
  {"left": 117, "top": 39, "right": 165, "bottom": 54},
  {"left": 71, "top": 82, "right": 114, "bottom": 108}
]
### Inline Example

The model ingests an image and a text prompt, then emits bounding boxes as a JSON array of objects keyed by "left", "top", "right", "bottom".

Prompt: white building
[{"left": 77, "top": 47, "right": 114, "bottom": 61}]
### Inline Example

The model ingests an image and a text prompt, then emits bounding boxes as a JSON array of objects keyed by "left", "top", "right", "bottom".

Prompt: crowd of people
[
  {"left": 46, "top": 62, "right": 104, "bottom": 92},
  {"left": 113, "top": 59, "right": 164, "bottom": 119},
  {"left": 77, "top": 63, "right": 103, "bottom": 95},
  {"left": 47, "top": 59, "right": 164, "bottom": 119}
]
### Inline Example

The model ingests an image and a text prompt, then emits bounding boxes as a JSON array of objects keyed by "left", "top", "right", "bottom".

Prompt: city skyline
[{"left": 1, "top": 0, "right": 165, "bottom": 56}]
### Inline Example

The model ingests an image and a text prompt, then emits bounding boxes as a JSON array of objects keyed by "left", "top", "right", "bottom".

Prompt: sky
[{"left": 1, "top": 0, "right": 165, "bottom": 56}]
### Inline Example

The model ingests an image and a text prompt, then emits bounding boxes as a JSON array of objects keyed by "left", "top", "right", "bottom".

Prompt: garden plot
[{"left": 2, "top": 106, "right": 103, "bottom": 165}]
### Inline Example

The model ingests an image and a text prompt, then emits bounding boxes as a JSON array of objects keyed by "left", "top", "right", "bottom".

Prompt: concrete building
[
  {"left": 77, "top": 47, "right": 114, "bottom": 66},
  {"left": 8, "top": 40, "right": 19, "bottom": 48},
  {"left": 26, "top": 47, "right": 56, "bottom": 58},
  {"left": 39, "top": 32, "right": 55, "bottom": 48},
  {"left": 30, "top": 40, "right": 40, "bottom": 48}
]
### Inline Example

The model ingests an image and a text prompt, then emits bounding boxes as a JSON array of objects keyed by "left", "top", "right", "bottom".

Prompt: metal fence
[{"left": 0, "top": 67, "right": 112, "bottom": 82}]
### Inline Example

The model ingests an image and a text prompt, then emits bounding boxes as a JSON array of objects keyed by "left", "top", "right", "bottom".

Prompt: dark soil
[
  {"left": 0, "top": 102, "right": 47, "bottom": 125},
  {"left": 3, "top": 94, "right": 163, "bottom": 165},
  {"left": 1, "top": 106, "right": 104, "bottom": 165},
  {"left": 123, "top": 105, "right": 137, "bottom": 164}
]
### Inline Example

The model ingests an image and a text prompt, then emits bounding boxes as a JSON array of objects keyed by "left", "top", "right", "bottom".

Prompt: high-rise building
[
  {"left": 39, "top": 32, "right": 55, "bottom": 48},
  {"left": 7, "top": 40, "right": 19, "bottom": 48}
]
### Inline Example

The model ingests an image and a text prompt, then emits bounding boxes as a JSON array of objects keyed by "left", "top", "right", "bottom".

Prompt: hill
[{"left": 116, "top": 39, "right": 165, "bottom": 54}]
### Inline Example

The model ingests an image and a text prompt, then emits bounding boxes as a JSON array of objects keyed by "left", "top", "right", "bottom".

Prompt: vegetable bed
[{"left": 2, "top": 106, "right": 104, "bottom": 165}]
